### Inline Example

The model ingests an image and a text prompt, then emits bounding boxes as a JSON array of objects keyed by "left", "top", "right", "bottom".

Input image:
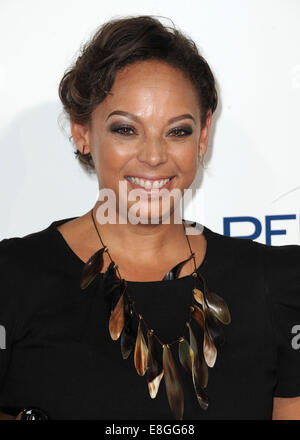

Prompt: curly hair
[{"left": 58, "top": 15, "right": 218, "bottom": 173}]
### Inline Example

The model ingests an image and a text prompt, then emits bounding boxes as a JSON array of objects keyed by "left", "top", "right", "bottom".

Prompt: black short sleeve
[
  {"left": 0, "top": 238, "right": 19, "bottom": 392},
  {"left": 264, "top": 243, "right": 300, "bottom": 397}
]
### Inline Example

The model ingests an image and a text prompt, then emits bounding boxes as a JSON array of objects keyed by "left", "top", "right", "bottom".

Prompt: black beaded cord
[{"left": 90, "top": 207, "right": 202, "bottom": 348}]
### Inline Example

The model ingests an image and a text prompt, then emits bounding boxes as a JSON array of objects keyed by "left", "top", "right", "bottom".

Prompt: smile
[{"left": 125, "top": 176, "right": 174, "bottom": 190}]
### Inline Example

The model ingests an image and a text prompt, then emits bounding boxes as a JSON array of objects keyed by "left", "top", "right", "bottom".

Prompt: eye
[
  {"left": 110, "top": 125, "right": 135, "bottom": 136},
  {"left": 169, "top": 127, "right": 193, "bottom": 137}
]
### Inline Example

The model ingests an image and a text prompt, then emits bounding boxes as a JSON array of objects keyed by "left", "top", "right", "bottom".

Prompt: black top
[{"left": 0, "top": 216, "right": 299, "bottom": 420}]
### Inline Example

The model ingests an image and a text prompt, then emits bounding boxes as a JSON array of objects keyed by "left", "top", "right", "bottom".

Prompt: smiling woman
[
  {"left": 0, "top": 14, "right": 300, "bottom": 421},
  {"left": 67, "top": 57, "right": 212, "bottom": 225}
]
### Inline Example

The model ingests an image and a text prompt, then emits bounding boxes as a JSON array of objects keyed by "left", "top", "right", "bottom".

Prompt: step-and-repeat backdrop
[{"left": 0, "top": 0, "right": 299, "bottom": 245}]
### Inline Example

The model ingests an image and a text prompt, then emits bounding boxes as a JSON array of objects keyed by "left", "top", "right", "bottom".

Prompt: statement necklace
[{"left": 79, "top": 208, "right": 231, "bottom": 420}]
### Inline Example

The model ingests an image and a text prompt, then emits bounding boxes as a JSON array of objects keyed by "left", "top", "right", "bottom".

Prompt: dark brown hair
[{"left": 58, "top": 15, "right": 218, "bottom": 173}]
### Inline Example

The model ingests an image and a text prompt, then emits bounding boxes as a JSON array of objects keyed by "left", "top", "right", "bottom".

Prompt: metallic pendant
[{"left": 81, "top": 246, "right": 231, "bottom": 420}]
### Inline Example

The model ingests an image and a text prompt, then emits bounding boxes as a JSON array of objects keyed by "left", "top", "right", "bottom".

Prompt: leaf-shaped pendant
[
  {"left": 205, "top": 290, "right": 231, "bottom": 325},
  {"left": 203, "top": 331, "right": 217, "bottom": 368},
  {"left": 191, "top": 305, "right": 217, "bottom": 368},
  {"left": 162, "top": 253, "right": 195, "bottom": 280},
  {"left": 190, "top": 304, "right": 205, "bottom": 327},
  {"left": 204, "top": 306, "right": 225, "bottom": 349},
  {"left": 196, "top": 272, "right": 231, "bottom": 325},
  {"left": 134, "top": 318, "right": 148, "bottom": 376},
  {"left": 108, "top": 281, "right": 126, "bottom": 341},
  {"left": 104, "top": 283, "right": 121, "bottom": 317},
  {"left": 194, "top": 273, "right": 226, "bottom": 348},
  {"left": 187, "top": 322, "right": 209, "bottom": 410},
  {"left": 178, "top": 337, "right": 194, "bottom": 373},
  {"left": 162, "top": 344, "right": 184, "bottom": 420},
  {"left": 188, "top": 323, "right": 208, "bottom": 388},
  {"left": 146, "top": 330, "right": 164, "bottom": 398},
  {"left": 103, "top": 262, "right": 123, "bottom": 315},
  {"left": 80, "top": 247, "right": 107, "bottom": 290},
  {"left": 193, "top": 288, "right": 204, "bottom": 307},
  {"left": 103, "top": 261, "right": 120, "bottom": 283},
  {"left": 187, "top": 322, "right": 208, "bottom": 388},
  {"left": 120, "top": 298, "right": 137, "bottom": 359}
]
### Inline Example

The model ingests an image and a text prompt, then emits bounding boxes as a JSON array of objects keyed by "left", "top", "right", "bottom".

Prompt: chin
[{"left": 127, "top": 200, "right": 182, "bottom": 225}]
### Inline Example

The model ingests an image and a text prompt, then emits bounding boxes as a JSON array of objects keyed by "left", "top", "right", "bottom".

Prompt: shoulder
[
  {"left": 0, "top": 224, "right": 57, "bottom": 313},
  {"left": 0, "top": 215, "right": 81, "bottom": 269},
  {"left": 198, "top": 223, "right": 300, "bottom": 397},
  {"left": 0, "top": 219, "right": 78, "bottom": 341},
  {"left": 0, "top": 218, "right": 75, "bottom": 302},
  {"left": 0, "top": 227, "right": 51, "bottom": 347},
  {"left": 199, "top": 221, "right": 300, "bottom": 279},
  {"left": 0, "top": 223, "right": 55, "bottom": 272},
  {"left": 200, "top": 222, "right": 265, "bottom": 264},
  {"left": 260, "top": 241, "right": 300, "bottom": 307}
]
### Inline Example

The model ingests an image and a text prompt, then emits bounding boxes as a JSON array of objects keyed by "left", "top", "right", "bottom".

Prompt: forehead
[
  {"left": 115, "top": 59, "right": 191, "bottom": 85},
  {"left": 93, "top": 60, "right": 200, "bottom": 120}
]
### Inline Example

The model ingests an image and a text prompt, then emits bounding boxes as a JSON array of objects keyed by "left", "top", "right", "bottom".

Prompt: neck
[{"left": 91, "top": 200, "right": 189, "bottom": 259}]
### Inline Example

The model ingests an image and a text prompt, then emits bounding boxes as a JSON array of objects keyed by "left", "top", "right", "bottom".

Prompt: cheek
[
  {"left": 173, "top": 145, "right": 198, "bottom": 174},
  {"left": 94, "top": 138, "right": 131, "bottom": 174}
]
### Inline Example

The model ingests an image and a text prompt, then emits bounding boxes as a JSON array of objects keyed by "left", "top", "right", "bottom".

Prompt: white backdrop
[{"left": 0, "top": 0, "right": 299, "bottom": 245}]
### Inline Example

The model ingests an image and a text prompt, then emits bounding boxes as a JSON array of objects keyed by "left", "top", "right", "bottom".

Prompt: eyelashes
[
  {"left": 110, "top": 125, "right": 134, "bottom": 136},
  {"left": 170, "top": 127, "right": 193, "bottom": 137},
  {"left": 109, "top": 124, "right": 193, "bottom": 138}
]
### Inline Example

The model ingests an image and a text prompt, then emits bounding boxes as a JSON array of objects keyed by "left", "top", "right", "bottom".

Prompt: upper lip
[{"left": 125, "top": 175, "right": 175, "bottom": 181}]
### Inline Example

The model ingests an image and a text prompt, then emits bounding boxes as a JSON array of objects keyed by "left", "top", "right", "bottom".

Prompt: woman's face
[{"left": 72, "top": 59, "right": 212, "bottom": 223}]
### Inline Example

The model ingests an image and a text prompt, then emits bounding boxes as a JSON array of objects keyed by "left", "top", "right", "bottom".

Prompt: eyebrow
[{"left": 106, "top": 110, "right": 196, "bottom": 124}]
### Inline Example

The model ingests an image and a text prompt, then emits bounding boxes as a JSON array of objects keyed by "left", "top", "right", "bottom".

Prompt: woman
[{"left": 0, "top": 15, "right": 299, "bottom": 420}]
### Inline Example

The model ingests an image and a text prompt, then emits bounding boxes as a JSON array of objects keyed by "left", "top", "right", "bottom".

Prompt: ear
[
  {"left": 70, "top": 119, "right": 91, "bottom": 154},
  {"left": 198, "top": 110, "right": 212, "bottom": 157}
]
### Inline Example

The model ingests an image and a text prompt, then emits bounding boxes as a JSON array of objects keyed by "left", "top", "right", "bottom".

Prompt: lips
[{"left": 125, "top": 175, "right": 175, "bottom": 191}]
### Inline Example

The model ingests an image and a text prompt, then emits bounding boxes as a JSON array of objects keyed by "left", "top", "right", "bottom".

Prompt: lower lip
[{"left": 125, "top": 177, "right": 175, "bottom": 194}]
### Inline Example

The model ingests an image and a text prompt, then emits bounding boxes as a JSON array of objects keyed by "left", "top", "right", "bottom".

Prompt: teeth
[{"left": 126, "top": 176, "right": 171, "bottom": 189}]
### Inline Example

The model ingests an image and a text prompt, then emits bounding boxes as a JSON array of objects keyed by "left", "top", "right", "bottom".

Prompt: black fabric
[{"left": 0, "top": 216, "right": 299, "bottom": 420}]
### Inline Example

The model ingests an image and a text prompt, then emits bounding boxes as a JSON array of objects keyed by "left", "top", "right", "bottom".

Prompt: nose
[{"left": 136, "top": 138, "right": 168, "bottom": 167}]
